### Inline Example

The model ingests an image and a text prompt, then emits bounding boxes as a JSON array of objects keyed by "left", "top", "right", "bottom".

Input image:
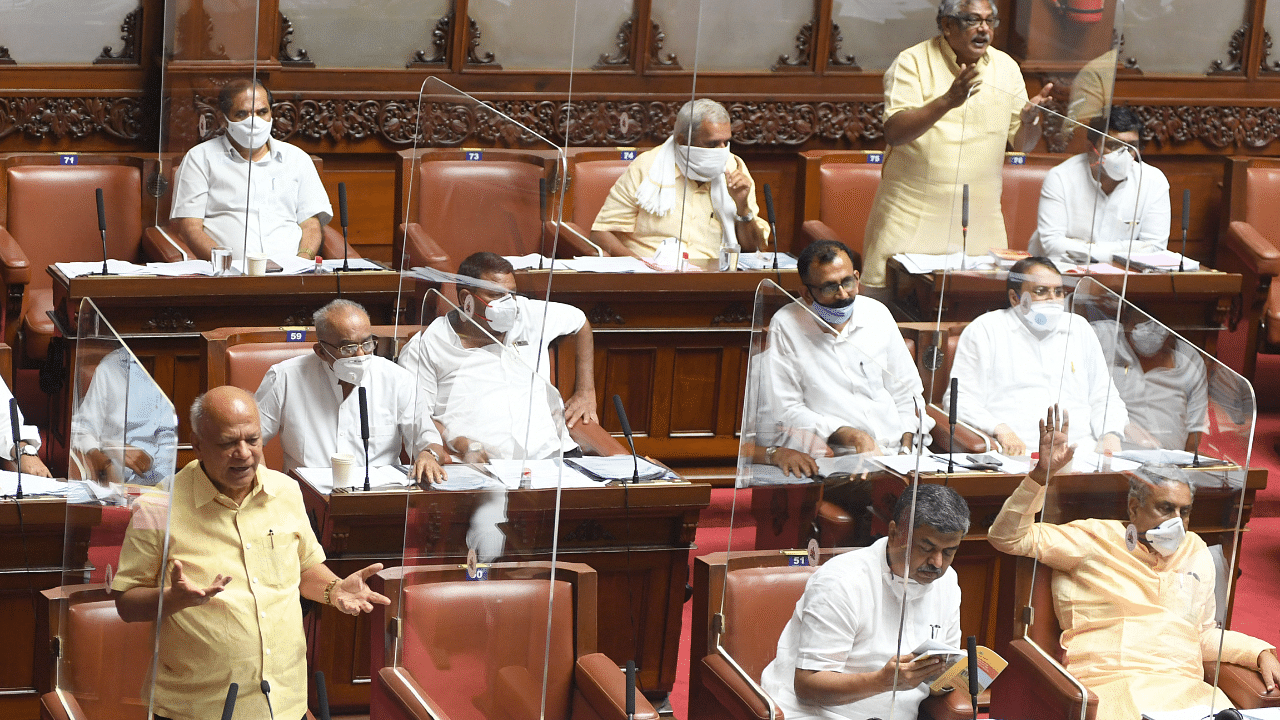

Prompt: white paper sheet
[
  {"left": 565, "top": 455, "right": 671, "bottom": 481},
  {"left": 429, "top": 464, "right": 504, "bottom": 491},
  {"left": 321, "top": 258, "right": 383, "bottom": 271},
  {"left": 1068, "top": 451, "right": 1141, "bottom": 473},
  {"left": 0, "top": 470, "right": 74, "bottom": 497},
  {"left": 557, "top": 256, "right": 658, "bottom": 273},
  {"left": 893, "top": 253, "right": 995, "bottom": 274},
  {"left": 503, "top": 253, "right": 553, "bottom": 270},
  {"left": 736, "top": 252, "right": 798, "bottom": 270},
  {"left": 56, "top": 260, "right": 156, "bottom": 277},
  {"left": 295, "top": 465, "right": 413, "bottom": 494},
  {"left": 484, "top": 459, "right": 599, "bottom": 489},
  {"left": 146, "top": 259, "right": 218, "bottom": 276}
]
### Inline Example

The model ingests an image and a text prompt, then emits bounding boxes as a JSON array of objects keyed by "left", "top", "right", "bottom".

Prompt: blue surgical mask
[{"left": 810, "top": 295, "right": 855, "bottom": 326}]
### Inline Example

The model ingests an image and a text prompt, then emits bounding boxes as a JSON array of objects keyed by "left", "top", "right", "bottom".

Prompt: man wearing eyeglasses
[
  {"left": 944, "top": 257, "right": 1127, "bottom": 456},
  {"left": 861, "top": 0, "right": 1053, "bottom": 289},
  {"left": 1029, "top": 106, "right": 1172, "bottom": 263},
  {"left": 767, "top": 240, "right": 931, "bottom": 468},
  {"left": 254, "top": 298, "right": 448, "bottom": 482}
]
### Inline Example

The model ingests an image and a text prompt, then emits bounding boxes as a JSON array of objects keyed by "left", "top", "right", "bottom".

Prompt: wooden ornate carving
[
  {"left": 464, "top": 15, "right": 498, "bottom": 67},
  {"left": 1209, "top": 22, "right": 1250, "bottom": 74},
  {"left": 774, "top": 20, "right": 815, "bottom": 69},
  {"left": 95, "top": 5, "right": 142, "bottom": 65},
  {"left": 279, "top": 12, "right": 314, "bottom": 68},
  {"left": 141, "top": 308, "right": 196, "bottom": 332},
  {"left": 408, "top": 13, "right": 452, "bottom": 67},
  {"left": 1261, "top": 31, "right": 1280, "bottom": 73},
  {"left": 828, "top": 23, "right": 858, "bottom": 68},
  {"left": 711, "top": 303, "right": 751, "bottom": 326},
  {"left": 564, "top": 519, "right": 617, "bottom": 543},
  {"left": 0, "top": 46, "right": 13, "bottom": 65},
  {"left": 1135, "top": 105, "right": 1280, "bottom": 150},
  {"left": 595, "top": 17, "right": 635, "bottom": 68},
  {"left": 649, "top": 20, "right": 680, "bottom": 69},
  {"left": 282, "top": 309, "right": 315, "bottom": 327},
  {"left": 0, "top": 97, "right": 144, "bottom": 141}
]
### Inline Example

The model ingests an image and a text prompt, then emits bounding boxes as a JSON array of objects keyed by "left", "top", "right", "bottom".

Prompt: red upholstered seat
[
  {"left": 1000, "top": 159, "right": 1056, "bottom": 251},
  {"left": 40, "top": 589, "right": 155, "bottom": 720},
  {"left": 1217, "top": 159, "right": 1280, "bottom": 378}
]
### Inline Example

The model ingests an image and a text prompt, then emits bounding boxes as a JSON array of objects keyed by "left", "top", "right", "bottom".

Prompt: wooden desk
[
  {"left": 515, "top": 268, "right": 803, "bottom": 471},
  {"left": 1, "top": 498, "right": 98, "bottom": 720},
  {"left": 297, "top": 476, "right": 711, "bottom": 713},
  {"left": 47, "top": 267, "right": 408, "bottom": 449},
  {"left": 886, "top": 261, "right": 1242, "bottom": 352}
]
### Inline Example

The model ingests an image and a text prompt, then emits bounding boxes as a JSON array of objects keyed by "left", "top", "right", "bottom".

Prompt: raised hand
[
  {"left": 331, "top": 563, "right": 392, "bottom": 615},
  {"left": 1030, "top": 405, "right": 1075, "bottom": 485},
  {"left": 167, "top": 559, "right": 231, "bottom": 613}
]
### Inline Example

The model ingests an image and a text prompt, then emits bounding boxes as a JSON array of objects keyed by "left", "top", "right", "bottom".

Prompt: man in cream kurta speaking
[
  {"left": 591, "top": 99, "right": 769, "bottom": 262},
  {"left": 861, "top": 0, "right": 1053, "bottom": 288}
]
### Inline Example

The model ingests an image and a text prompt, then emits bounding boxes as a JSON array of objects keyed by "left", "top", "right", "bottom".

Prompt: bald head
[{"left": 190, "top": 386, "right": 263, "bottom": 496}]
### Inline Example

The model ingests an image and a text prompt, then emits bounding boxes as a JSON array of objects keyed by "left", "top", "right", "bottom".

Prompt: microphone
[
  {"left": 338, "top": 182, "right": 350, "bottom": 272},
  {"left": 315, "top": 671, "right": 332, "bottom": 720},
  {"left": 538, "top": 178, "right": 547, "bottom": 270},
  {"left": 625, "top": 660, "right": 636, "bottom": 720},
  {"left": 613, "top": 394, "right": 639, "bottom": 485},
  {"left": 960, "top": 184, "right": 970, "bottom": 270},
  {"left": 261, "top": 679, "right": 274, "bottom": 720},
  {"left": 966, "top": 635, "right": 980, "bottom": 720},
  {"left": 1179, "top": 189, "right": 1190, "bottom": 272},
  {"left": 763, "top": 183, "right": 779, "bottom": 271},
  {"left": 359, "top": 386, "right": 371, "bottom": 492},
  {"left": 220, "top": 683, "right": 238, "bottom": 720},
  {"left": 95, "top": 188, "right": 111, "bottom": 276},
  {"left": 948, "top": 377, "right": 958, "bottom": 474},
  {"left": 10, "top": 398, "right": 23, "bottom": 500}
]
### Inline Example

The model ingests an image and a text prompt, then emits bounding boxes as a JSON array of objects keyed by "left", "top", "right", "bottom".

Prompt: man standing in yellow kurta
[
  {"left": 989, "top": 406, "right": 1280, "bottom": 720},
  {"left": 861, "top": 0, "right": 1053, "bottom": 287}
]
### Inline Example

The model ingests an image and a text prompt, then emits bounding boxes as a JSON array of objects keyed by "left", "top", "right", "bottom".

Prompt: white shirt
[
  {"left": 1093, "top": 320, "right": 1208, "bottom": 451},
  {"left": 398, "top": 296, "right": 586, "bottom": 460},
  {"left": 255, "top": 353, "right": 438, "bottom": 472},
  {"left": 945, "top": 308, "right": 1128, "bottom": 450},
  {"left": 170, "top": 135, "right": 333, "bottom": 264},
  {"left": 0, "top": 379, "right": 39, "bottom": 459},
  {"left": 759, "top": 538, "right": 962, "bottom": 720},
  {"left": 768, "top": 297, "right": 932, "bottom": 452},
  {"left": 1028, "top": 153, "right": 1171, "bottom": 262},
  {"left": 70, "top": 348, "right": 178, "bottom": 484}
]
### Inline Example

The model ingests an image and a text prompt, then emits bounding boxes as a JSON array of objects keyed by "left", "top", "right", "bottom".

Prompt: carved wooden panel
[
  {"left": 601, "top": 347, "right": 657, "bottom": 436},
  {"left": 669, "top": 348, "right": 723, "bottom": 436},
  {"left": 0, "top": 97, "right": 145, "bottom": 142}
]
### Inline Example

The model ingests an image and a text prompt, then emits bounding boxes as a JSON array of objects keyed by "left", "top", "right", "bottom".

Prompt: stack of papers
[
  {"left": 1143, "top": 707, "right": 1280, "bottom": 720},
  {"left": 1117, "top": 448, "right": 1225, "bottom": 467},
  {"left": 1068, "top": 451, "right": 1141, "bottom": 473},
  {"left": 566, "top": 455, "right": 673, "bottom": 481},
  {"left": 1112, "top": 251, "right": 1200, "bottom": 272},
  {"left": 56, "top": 260, "right": 155, "bottom": 277},
  {"left": 893, "top": 253, "right": 995, "bottom": 274},
  {"left": 295, "top": 465, "right": 413, "bottom": 494},
  {"left": 485, "top": 459, "right": 598, "bottom": 489},
  {"left": 504, "top": 253, "right": 554, "bottom": 270},
  {"left": 736, "top": 252, "right": 798, "bottom": 270},
  {"left": 429, "top": 464, "right": 504, "bottom": 491},
  {"left": 59, "top": 256, "right": 384, "bottom": 279},
  {"left": 0, "top": 471, "right": 76, "bottom": 498},
  {"left": 557, "top": 256, "right": 657, "bottom": 273}
]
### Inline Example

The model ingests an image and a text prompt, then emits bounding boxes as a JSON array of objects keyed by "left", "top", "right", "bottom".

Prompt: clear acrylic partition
[{"left": 55, "top": 298, "right": 176, "bottom": 719}]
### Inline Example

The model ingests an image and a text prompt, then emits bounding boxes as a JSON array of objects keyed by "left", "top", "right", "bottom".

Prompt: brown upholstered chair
[
  {"left": 689, "top": 549, "right": 971, "bottom": 720},
  {"left": 0, "top": 154, "right": 163, "bottom": 367},
  {"left": 999, "top": 154, "right": 1060, "bottom": 252},
  {"left": 991, "top": 557, "right": 1280, "bottom": 720},
  {"left": 393, "top": 149, "right": 600, "bottom": 273},
  {"left": 797, "top": 150, "right": 884, "bottom": 263},
  {"left": 1218, "top": 157, "right": 1280, "bottom": 380},
  {"left": 555, "top": 148, "right": 648, "bottom": 257},
  {"left": 143, "top": 153, "right": 357, "bottom": 264},
  {"left": 370, "top": 562, "right": 657, "bottom": 720},
  {"left": 39, "top": 584, "right": 155, "bottom": 720},
  {"left": 897, "top": 322, "right": 998, "bottom": 454}
]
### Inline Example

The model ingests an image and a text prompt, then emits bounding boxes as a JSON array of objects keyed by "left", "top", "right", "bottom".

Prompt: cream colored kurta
[
  {"left": 591, "top": 144, "right": 769, "bottom": 260},
  {"left": 989, "top": 476, "right": 1274, "bottom": 720},
  {"left": 862, "top": 36, "right": 1027, "bottom": 286}
]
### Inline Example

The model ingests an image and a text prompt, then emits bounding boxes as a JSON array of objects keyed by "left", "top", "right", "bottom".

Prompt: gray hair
[
  {"left": 893, "top": 484, "right": 971, "bottom": 535},
  {"left": 937, "top": 0, "right": 996, "bottom": 30},
  {"left": 673, "top": 99, "right": 730, "bottom": 145},
  {"left": 1129, "top": 464, "right": 1195, "bottom": 505},
  {"left": 190, "top": 392, "right": 211, "bottom": 438},
  {"left": 313, "top": 298, "right": 368, "bottom": 339}
]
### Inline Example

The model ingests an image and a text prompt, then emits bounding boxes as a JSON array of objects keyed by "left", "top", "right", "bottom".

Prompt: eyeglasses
[
  {"left": 321, "top": 336, "right": 378, "bottom": 358},
  {"left": 953, "top": 13, "right": 1000, "bottom": 29},
  {"left": 805, "top": 276, "right": 859, "bottom": 299},
  {"left": 1025, "top": 285, "right": 1067, "bottom": 300}
]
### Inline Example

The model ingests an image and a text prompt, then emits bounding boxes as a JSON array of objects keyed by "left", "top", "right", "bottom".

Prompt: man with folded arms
[
  {"left": 255, "top": 299, "right": 447, "bottom": 483},
  {"left": 760, "top": 484, "right": 970, "bottom": 720},
  {"left": 591, "top": 98, "right": 769, "bottom": 261},
  {"left": 989, "top": 406, "right": 1279, "bottom": 718},
  {"left": 113, "top": 386, "right": 390, "bottom": 720},
  {"left": 170, "top": 77, "right": 332, "bottom": 264}
]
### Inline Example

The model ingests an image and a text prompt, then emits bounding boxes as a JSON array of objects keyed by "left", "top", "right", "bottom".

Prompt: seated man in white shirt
[
  {"left": 945, "top": 256, "right": 1127, "bottom": 456},
  {"left": 398, "top": 252, "right": 599, "bottom": 463},
  {"left": 255, "top": 299, "right": 447, "bottom": 482},
  {"left": 760, "top": 483, "right": 968, "bottom": 720},
  {"left": 170, "top": 78, "right": 333, "bottom": 264},
  {"left": 1028, "top": 105, "right": 1171, "bottom": 263}
]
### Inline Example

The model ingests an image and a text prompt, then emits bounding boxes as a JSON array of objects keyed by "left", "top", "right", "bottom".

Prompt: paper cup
[
  {"left": 210, "top": 248, "right": 232, "bottom": 276},
  {"left": 331, "top": 453, "right": 355, "bottom": 489},
  {"left": 246, "top": 253, "right": 269, "bottom": 276}
]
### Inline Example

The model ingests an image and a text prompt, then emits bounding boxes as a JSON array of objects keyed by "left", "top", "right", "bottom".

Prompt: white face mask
[
  {"left": 226, "top": 115, "right": 273, "bottom": 150},
  {"left": 1100, "top": 148, "right": 1134, "bottom": 181},
  {"left": 1015, "top": 292, "right": 1065, "bottom": 335},
  {"left": 1129, "top": 320, "right": 1170, "bottom": 357},
  {"left": 675, "top": 144, "right": 731, "bottom": 183},
  {"left": 331, "top": 354, "right": 373, "bottom": 385},
  {"left": 1140, "top": 516, "right": 1186, "bottom": 557},
  {"left": 484, "top": 294, "right": 519, "bottom": 333},
  {"left": 810, "top": 296, "right": 855, "bottom": 326}
]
